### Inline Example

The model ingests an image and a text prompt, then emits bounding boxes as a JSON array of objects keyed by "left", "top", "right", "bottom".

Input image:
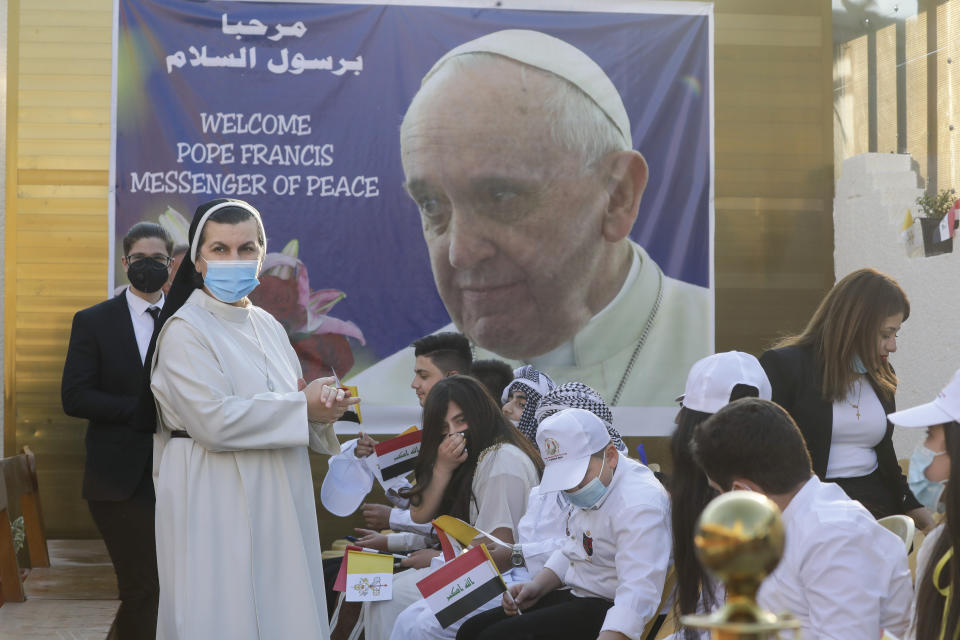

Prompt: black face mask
[{"left": 127, "top": 258, "right": 169, "bottom": 293}]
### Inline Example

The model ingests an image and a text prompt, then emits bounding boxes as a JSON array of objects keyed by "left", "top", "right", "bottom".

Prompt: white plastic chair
[{"left": 878, "top": 515, "right": 916, "bottom": 552}]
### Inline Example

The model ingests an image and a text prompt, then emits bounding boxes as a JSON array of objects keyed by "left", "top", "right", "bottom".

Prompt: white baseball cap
[
  {"left": 678, "top": 351, "right": 772, "bottom": 414},
  {"left": 320, "top": 444, "right": 375, "bottom": 517},
  {"left": 536, "top": 408, "right": 612, "bottom": 493},
  {"left": 889, "top": 369, "right": 960, "bottom": 428}
]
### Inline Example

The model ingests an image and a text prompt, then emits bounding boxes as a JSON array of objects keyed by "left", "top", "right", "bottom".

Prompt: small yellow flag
[
  {"left": 400, "top": 425, "right": 420, "bottom": 436},
  {"left": 433, "top": 515, "right": 480, "bottom": 546},
  {"left": 346, "top": 550, "right": 394, "bottom": 575},
  {"left": 902, "top": 209, "right": 915, "bottom": 232}
]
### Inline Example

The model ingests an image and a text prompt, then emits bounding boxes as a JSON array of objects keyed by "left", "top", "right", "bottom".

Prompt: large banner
[{"left": 113, "top": 0, "right": 714, "bottom": 435}]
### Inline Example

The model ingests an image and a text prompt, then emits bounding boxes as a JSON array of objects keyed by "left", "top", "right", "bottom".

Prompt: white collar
[
  {"left": 780, "top": 476, "right": 819, "bottom": 525},
  {"left": 125, "top": 286, "right": 164, "bottom": 316}
]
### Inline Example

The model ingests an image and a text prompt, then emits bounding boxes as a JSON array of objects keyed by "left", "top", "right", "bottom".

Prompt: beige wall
[{"left": 4, "top": 0, "right": 836, "bottom": 537}]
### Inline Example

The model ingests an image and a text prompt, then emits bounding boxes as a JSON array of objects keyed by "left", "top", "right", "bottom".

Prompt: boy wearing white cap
[
  {"left": 692, "top": 398, "right": 912, "bottom": 639},
  {"left": 457, "top": 408, "right": 671, "bottom": 640},
  {"left": 887, "top": 369, "right": 960, "bottom": 639}
]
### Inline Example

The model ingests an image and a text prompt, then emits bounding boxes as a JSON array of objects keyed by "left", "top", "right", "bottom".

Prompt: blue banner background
[{"left": 116, "top": 1, "right": 711, "bottom": 367}]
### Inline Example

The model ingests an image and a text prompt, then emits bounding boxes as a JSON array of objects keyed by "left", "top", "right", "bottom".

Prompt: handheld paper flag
[
  {"left": 333, "top": 545, "right": 362, "bottom": 592},
  {"left": 345, "top": 549, "right": 394, "bottom": 602},
  {"left": 433, "top": 515, "right": 480, "bottom": 561},
  {"left": 375, "top": 429, "right": 422, "bottom": 481},
  {"left": 416, "top": 545, "right": 506, "bottom": 628},
  {"left": 336, "top": 384, "right": 362, "bottom": 423}
]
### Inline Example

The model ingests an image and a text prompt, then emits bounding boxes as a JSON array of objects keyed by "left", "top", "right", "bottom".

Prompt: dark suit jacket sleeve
[
  {"left": 874, "top": 385, "right": 922, "bottom": 513},
  {"left": 61, "top": 310, "right": 139, "bottom": 424}
]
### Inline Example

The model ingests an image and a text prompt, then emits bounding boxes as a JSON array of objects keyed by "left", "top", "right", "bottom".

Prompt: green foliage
[
  {"left": 11, "top": 516, "right": 24, "bottom": 553},
  {"left": 916, "top": 189, "right": 956, "bottom": 220}
]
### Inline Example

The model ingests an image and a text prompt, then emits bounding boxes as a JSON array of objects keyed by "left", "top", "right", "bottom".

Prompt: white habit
[{"left": 151, "top": 289, "right": 340, "bottom": 640}]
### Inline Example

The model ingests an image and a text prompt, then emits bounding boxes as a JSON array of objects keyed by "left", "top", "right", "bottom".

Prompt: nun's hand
[{"left": 305, "top": 377, "right": 361, "bottom": 423}]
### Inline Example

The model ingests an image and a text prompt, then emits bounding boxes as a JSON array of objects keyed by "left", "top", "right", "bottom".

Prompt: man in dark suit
[{"left": 62, "top": 222, "right": 173, "bottom": 639}]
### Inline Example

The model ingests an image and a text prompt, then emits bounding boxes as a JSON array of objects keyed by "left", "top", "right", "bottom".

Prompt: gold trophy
[{"left": 681, "top": 491, "right": 801, "bottom": 640}]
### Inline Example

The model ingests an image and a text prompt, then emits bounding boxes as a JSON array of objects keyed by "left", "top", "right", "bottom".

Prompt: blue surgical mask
[
  {"left": 852, "top": 355, "right": 868, "bottom": 374},
  {"left": 908, "top": 444, "right": 947, "bottom": 512},
  {"left": 565, "top": 455, "right": 610, "bottom": 510},
  {"left": 202, "top": 259, "right": 260, "bottom": 303}
]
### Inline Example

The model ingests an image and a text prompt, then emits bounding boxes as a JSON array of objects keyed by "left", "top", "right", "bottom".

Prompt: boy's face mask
[{"left": 908, "top": 443, "right": 948, "bottom": 512}]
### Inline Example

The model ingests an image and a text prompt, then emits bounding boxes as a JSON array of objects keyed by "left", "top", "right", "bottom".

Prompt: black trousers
[
  {"left": 456, "top": 590, "right": 612, "bottom": 640},
  {"left": 87, "top": 465, "right": 159, "bottom": 640}
]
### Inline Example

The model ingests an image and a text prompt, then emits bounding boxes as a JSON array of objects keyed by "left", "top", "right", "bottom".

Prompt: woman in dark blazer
[{"left": 760, "top": 268, "right": 933, "bottom": 531}]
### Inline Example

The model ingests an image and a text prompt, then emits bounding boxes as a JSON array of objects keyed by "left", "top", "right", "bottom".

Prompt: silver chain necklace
[{"left": 610, "top": 268, "right": 663, "bottom": 406}]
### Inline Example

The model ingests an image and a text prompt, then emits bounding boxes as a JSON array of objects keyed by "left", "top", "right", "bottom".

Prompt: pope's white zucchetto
[{"left": 421, "top": 29, "right": 632, "bottom": 149}]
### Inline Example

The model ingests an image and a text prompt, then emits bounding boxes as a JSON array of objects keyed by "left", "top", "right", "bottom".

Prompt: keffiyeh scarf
[
  {"left": 535, "top": 382, "right": 626, "bottom": 452},
  {"left": 501, "top": 365, "right": 556, "bottom": 444}
]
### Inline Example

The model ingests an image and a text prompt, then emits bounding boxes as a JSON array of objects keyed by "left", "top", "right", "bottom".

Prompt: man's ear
[
  {"left": 730, "top": 478, "right": 763, "bottom": 494},
  {"left": 601, "top": 150, "right": 648, "bottom": 243},
  {"left": 444, "top": 370, "right": 458, "bottom": 378},
  {"left": 606, "top": 444, "right": 619, "bottom": 468}
]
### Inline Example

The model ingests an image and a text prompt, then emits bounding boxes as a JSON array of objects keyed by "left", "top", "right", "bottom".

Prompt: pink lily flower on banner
[{"left": 249, "top": 239, "right": 365, "bottom": 380}]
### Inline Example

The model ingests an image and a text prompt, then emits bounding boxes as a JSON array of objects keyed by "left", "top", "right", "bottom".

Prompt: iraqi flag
[
  {"left": 416, "top": 545, "right": 506, "bottom": 628},
  {"left": 375, "top": 429, "right": 422, "bottom": 481}
]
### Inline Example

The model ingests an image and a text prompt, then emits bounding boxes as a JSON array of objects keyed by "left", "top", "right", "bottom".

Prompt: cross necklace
[{"left": 849, "top": 378, "right": 863, "bottom": 421}]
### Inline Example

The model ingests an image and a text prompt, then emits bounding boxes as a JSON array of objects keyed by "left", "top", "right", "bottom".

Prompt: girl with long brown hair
[
  {"left": 887, "top": 370, "right": 960, "bottom": 639},
  {"left": 406, "top": 375, "right": 543, "bottom": 541},
  {"left": 363, "top": 375, "right": 543, "bottom": 640},
  {"left": 760, "top": 268, "right": 932, "bottom": 529}
]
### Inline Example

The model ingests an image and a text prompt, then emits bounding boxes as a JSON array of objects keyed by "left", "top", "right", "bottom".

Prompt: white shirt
[
  {"left": 516, "top": 486, "right": 573, "bottom": 576},
  {"left": 827, "top": 377, "right": 886, "bottom": 478},
  {"left": 385, "top": 508, "right": 435, "bottom": 553},
  {"left": 470, "top": 444, "right": 540, "bottom": 538},
  {"left": 124, "top": 287, "right": 163, "bottom": 364},
  {"left": 757, "top": 476, "right": 913, "bottom": 639},
  {"left": 543, "top": 455, "right": 672, "bottom": 640},
  {"left": 388, "top": 507, "right": 435, "bottom": 537}
]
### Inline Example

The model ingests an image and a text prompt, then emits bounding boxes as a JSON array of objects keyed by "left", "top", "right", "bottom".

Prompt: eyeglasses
[{"left": 126, "top": 254, "right": 173, "bottom": 266}]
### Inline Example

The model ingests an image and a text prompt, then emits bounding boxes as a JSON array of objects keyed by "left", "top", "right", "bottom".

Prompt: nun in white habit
[{"left": 149, "top": 198, "right": 359, "bottom": 640}]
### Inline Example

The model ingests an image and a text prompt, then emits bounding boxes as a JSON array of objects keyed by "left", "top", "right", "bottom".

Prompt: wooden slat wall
[
  {"left": 3, "top": 0, "right": 836, "bottom": 537},
  {"left": 711, "top": 0, "right": 835, "bottom": 355},
  {"left": 6, "top": 0, "right": 112, "bottom": 536}
]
